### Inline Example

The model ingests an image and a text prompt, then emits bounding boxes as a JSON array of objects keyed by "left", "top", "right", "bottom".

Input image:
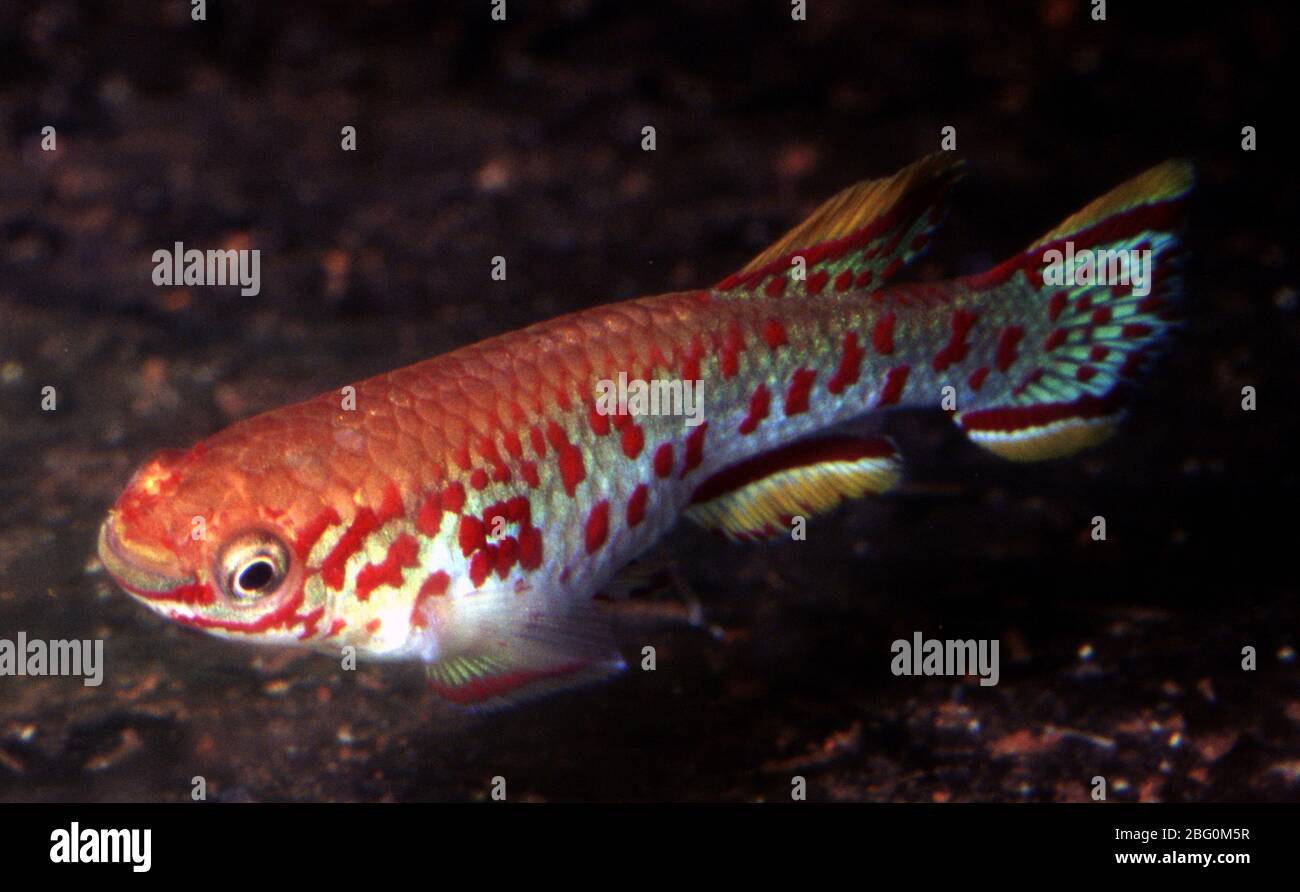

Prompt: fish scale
[{"left": 98, "top": 153, "right": 1192, "bottom": 707}]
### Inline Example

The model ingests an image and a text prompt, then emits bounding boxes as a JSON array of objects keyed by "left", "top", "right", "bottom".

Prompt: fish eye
[{"left": 217, "top": 531, "right": 291, "bottom": 604}]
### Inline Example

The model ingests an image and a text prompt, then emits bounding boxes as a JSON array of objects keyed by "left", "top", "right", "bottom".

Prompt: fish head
[{"left": 98, "top": 439, "right": 333, "bottom": 648}]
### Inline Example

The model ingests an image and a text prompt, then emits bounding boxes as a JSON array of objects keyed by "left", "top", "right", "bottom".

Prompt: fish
[{"left": 97, "top": 154, "right": 1192, "bottom": 707}]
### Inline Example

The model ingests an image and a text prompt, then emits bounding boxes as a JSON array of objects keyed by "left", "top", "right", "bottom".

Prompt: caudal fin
[{"left": 953, "top": 160, "right": 1193, "bottom": 461}]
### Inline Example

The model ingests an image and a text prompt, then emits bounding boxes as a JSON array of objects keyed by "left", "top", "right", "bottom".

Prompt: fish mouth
[{"left": 97, "top": 511, "right": 195, "bottom": 598}]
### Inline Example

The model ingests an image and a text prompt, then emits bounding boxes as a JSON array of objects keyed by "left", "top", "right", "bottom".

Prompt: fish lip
[{"left": 97, "top": 512, "right": 195, "bottom": 597}]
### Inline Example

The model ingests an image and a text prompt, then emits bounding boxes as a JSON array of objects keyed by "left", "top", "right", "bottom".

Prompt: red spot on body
[
  {"left": 738, "top": 384, "right": 770, "bottom": 435},
  {"left": 872, "top": 311, "right": 895, "bottom": 355},
  {"left": 441, "top": 482, "right": 466, "bottom": 515},
  {"left": 502, "top": 430, "right": 524, "bottom": 459},
  {"left": 826, "top": 332, "right": 865, "bottom": 394},
  {"left": 1075, "top": 365, "right": 1098, "bottom": 383},
  {"left": 761, "top": 318, "right": 788, "bottom": 350},
  {"left": 1043, "top": 328, "right": 1068, "bottom": 352},
  {"left": 469, "top": 468, "right": 489, "bottom": 490},
  {"left": 490, "top": 464, "right": 510, "bottom": 483},
  {"left": 807, "top": 269, "right": 829, "bottom": 295},
  {"left": 458, "top": 516, "right": 486, "bottom": 557},
  {"left": 529, "top": 426, "right": 547, "bottom": 458},
  {"left": 621, "top": 423, "right": 644, "bottom": 459},
  {"left": 495, "top": 537, "right": 518, "bottom": 578},
  {"left": 415, "top": 492, "right": 443, "bottom": 537},
  {"left": 855, "top": 268, "right": 874, "bottom": 287},
  {"left": 721, "top": 324, "right": 744, "bottom": 378},
  {"left": 626, "top": 484, "right": 648, "bottom": 527},
  {"left": 764, "top": 275, "right": 787, "bottom": 298},
  {"left": 834, "top": 269, "right": 854, "bottom": 292},
  {"left": 1075, "top": 294, "right": 1092, "bottom": 314},
  {"left": 654, "top": 443, "right": 674, "bottom": 478},
  {"left": 545, "top": 421, "right": 568, "bottom": 452},
  {"left": 518, "top": 526, "right": 544, "bottom": 570},
  {"left": 1089, "top": 345, "right": 1110, "bottom": 362},
  {"left": 1047, "top": 291, "right": 1069, "bottom": 322},
  {"left": 681, "top": 336, "right": 705, "bottom": 382},
  {"left": 783, "top": 368, "right": 817, "bottom": 416},
  {"left": 878, "top": 365, "right": 910, "bottom": 407},
  {"left": 681, "top": 422, "right": 708, "bottom": 477},
  {"left": 932, "top": 308, "right": 977, "bottom": 372},
  {"left": 1121, "top": 323, "right": 1152, "bottom": 338},
  {"left": 1091, "top": 307, "right": 1112, "bottom": 325},
  {"left": 968, "top": 366, "right": 990, "bottom": 391},
  {"left": 995, "top": 325, "right": 1024, "bottom": 373},
  {"left": 558, "top": 443, "right": 586, "bottom": 496},
  {"left": 365, "top": 619, "right": 382, "bottom": 634},
  {"left": 469, "top": 549, "right": 493, "bottom": 588},
  {"left": 411, "top": 571, "right": 451, "bottom": 628},
  {"left": 589, "top": 404, "right": 610, "bottom": 436},
  {"left": 881, "top": 257, "right": 903, "bottom": 281},
  {"left": 355, "top": 533, "right": 420, "bottom": 601},
  {"left": 585, "top": 501, "right": 610, "bottom": 554},
  {"left": 521, "top": 462, "right": 540, "bottom": 488}
]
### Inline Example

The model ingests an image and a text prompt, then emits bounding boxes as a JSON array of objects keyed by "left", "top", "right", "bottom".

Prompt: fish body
[{"left": 98, "top": 154, "right": 1192, "bottom": 706}]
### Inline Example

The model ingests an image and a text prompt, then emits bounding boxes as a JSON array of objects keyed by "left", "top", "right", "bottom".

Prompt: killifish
[{"left": 98, "top": 154, "right": 1192, "bottom": 707}]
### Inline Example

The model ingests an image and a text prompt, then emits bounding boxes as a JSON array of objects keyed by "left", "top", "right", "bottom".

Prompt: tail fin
[
  {"left": 718, "top": 153, "right": 966, "bottom": 297},
  {"left": 954, "top": 160, "right": 1193, "bottom": 461}
]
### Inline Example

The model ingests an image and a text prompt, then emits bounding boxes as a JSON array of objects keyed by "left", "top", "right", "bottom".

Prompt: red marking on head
[
  {"left": 878, "top": 365, "right": 910, "bottom": 407},
  {"left": 1089, "top": 345, "right": 1110, "bottom": 362},
  {"left": 130, "top": 581, "right": 214, "bottom": 606},
  {"left": 589, "top": 404, "right": 610, "bottom": 436},
  {"left": 458, "top": 515, "right": 486, "bottom": 557},
  {"left": 518, "top": 526, "right": 543, "bottom": 570},
  {"left": 621, "top": 423, "right": 644, "bottom": 459},
  {"left": 325, "top": 618, "right": 347, "bottom": 638},
  {"left": 469, "top": 468, "right": 489, "bottom": 490},
  {"left": 834, "top": 270, "right": 854, "bottom": 292},
  {"left": 415, "top": 492, "right": 443, "bottom": 537},
  {"left": 626, "top": 484, "right": 648, "bottom": 527},
  {"left": 442, "top": 482, "right": 466, "bottom": 515},
  {"left": 827, "top": 331, "right": 864, "bottom": 395},
  {"left": 968, "top": 366, "right": 990, "bottom": 391},
  {"left": 783, "top": 368, "right": 817, "bottom": 416},
  {"left": 872, "top": 311, "right": 896, "bottom": 355},
  {"left": 521, "top": 462, "right": 540, "bottom": 488},
  {"left": 738, "top": 384, "right": 770, "bottom": 435},
  {"left": 321, "top": 508, "right": 381, "bottom": 591},
  {"left": 761, "top": 318, "right": 788, "bottom": 350},
  {"left": 365, "top": 618, "right": 382, "bottom": 634},
  {"left": 411, "top": 571, "right": 451, "bottom": 628},
  {"left": 1091, "top": 307, "right": 1112, "bottom": 325},
  {"left": 995, "top": 325, "right": 1024, "bottom": 373},
  {"left": 584, "top": 501, "right": 610, "bottom": 554},
  {"left": 807, "top": 269, "right": 829, "bottom": 295},
  {"left": 1075, "top": 365, "right": 1098, "bottom": 383},
  {"left": 654, "top": 443, "right": 674, "bottom": 478},
  {"left": 932, "top": 308, "right": 977, "bottom": 372},
  {"left": 355, "top": 533, "right": 420, "bottom": 601},
  {"left": 1047, "top": 291, "right": 1068, "bottom": 322},
  {"left": 1043, "top": 328, "right": 1068, "bottom": 352},
  {"left": 764, "top": 275, "right": 787, "bottom": 298},
  {"left": 293, "top": 507, "right": 341, "bottom": 561},
  {"left": 721, "top": 324, "right": 744, "bottom": 379},
  {"left": 297, "top": 608, "right": 325, "bottom": 640},
  {"left": 680, "top": 423, "right": 708, "bottom": 478}
]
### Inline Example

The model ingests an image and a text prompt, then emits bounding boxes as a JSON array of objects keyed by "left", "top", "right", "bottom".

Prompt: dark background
[{"left": 0, "top": 0, "right": 1295, "bottom": 801}]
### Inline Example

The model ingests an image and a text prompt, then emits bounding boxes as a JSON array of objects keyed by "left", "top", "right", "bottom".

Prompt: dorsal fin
[
  {"left": 1028, "top": 159, "right": 1193, "bottom": 252},
  {"left": 685, "top": 435, "right": 902, "bottom": 542},
  {"left": 718, "top": 153, "right": 966, "bottom": 295}
]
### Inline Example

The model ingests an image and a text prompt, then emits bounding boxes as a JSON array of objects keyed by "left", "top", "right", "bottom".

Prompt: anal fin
[{"left": 686, "top": 435, "right": 901, "bottom": 542}]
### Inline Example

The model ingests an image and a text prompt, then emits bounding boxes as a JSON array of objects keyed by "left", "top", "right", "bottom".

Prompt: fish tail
[{"left": 953, "top": 159, "right": 1193, "bottom": 461}]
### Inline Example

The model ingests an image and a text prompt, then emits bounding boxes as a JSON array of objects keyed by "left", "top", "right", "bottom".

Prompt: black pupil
[{"left": 238, "top": 559, "right": 276, "bottom": 593}]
